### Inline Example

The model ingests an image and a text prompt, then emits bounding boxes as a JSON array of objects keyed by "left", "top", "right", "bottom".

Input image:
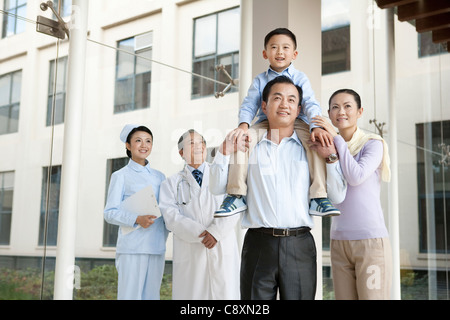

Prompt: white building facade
[{"left": 0, "top": 0, "right": 449, "bottom": 299}]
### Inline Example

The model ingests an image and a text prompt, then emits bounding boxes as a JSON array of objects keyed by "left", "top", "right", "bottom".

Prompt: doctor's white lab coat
[{"left": 159, "top": 163, "right": 240, "bottom": 300}]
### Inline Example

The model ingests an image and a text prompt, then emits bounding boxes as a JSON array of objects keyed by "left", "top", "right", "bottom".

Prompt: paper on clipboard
[{"left": 120, "top": 185, "right": 161, "bottom": 235}]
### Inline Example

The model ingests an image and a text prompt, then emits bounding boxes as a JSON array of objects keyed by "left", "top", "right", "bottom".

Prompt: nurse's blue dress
[{"left": 104, "top": 159, "right": 168, "bottom": 300}]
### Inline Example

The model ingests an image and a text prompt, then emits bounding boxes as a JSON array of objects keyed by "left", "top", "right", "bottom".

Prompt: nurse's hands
[
  {"left": 199, "top": 230, "right": 217, "bottom": 249},
  {"left": 136, "top": 215, "right": 157, "bottom": 228}
]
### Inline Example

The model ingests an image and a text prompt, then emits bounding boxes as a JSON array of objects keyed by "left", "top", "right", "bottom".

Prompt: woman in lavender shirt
[{"left": 311, "top": 89, "right": 392, "bottom": 300}]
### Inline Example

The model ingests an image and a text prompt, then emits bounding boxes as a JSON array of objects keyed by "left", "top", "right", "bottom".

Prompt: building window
[
  {"left": 322, "top": 26, "right": 351, "bottom": 75},
  {"left": 1, "top": 0, "right": 27, "bottom": 38},
  {"left": 114, "top": 32, "right": 153, "bottom": 113},
  {"left": 103, "top": 157, "right": 128, "bottom": 247},
  {"left": 0, "top": 70, "right": 21, "bottom": 135},
  {"left": 418, "top": 32, "right": 448, "bottom": 58},
  {"left": 416, "top": 121, "right": 450, "bottom": 253},
  {"left": 321, "top": 0, "right": 350, "bottom": 75},
  {"left": 0, "top": 171, "right": 14, "bottom": 245},
  {"left": 38, "top": 165, "right": 62, "bottom": 246},
  {"left": 54, "top": 0, "right": 71, "bottom": 18},
  {"left": 192, "top": 7, "right": 240, "bottom": 99},
  {"left": 47, "top": 57, "right": 68, "bottom": 126}
]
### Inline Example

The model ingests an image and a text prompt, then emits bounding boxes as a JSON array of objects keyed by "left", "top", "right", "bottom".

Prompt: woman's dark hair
[
  {"left": 328, "top": 89, "right": 362, "bottom": 109},
  {"left": 262, "top": 75, "right": 303, "bottom": 106},
  {"left": 264, "top": 27, "right": 297, "bottom": 49},
  {"left": 125, "top": 126, "right": 153, "bottom": 158}
]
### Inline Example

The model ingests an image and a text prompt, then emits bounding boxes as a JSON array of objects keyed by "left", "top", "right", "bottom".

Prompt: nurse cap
[{"left": 120, "top": 124, "right": 139, "bottom": 143}]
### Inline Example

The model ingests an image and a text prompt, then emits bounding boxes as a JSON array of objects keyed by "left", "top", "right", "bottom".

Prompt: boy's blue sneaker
[
  {"left": 309, "top": 198, "right": 340, "bottom": 217},
  {"left": 214, "top": 195, "right": 247, "bottom": 218}
]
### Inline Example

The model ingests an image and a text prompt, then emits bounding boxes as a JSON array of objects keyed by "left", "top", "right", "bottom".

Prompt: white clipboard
[{"left": 120, "top": 185, "right": 161, "bottom": 235}]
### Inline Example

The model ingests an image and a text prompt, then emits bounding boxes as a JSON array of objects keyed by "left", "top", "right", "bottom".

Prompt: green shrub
[{"left": 0, "top": 265, "right": 173, "bottom": 300}]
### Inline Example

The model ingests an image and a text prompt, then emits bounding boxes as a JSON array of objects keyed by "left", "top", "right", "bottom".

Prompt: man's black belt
[{"left": 251, "top": 227, "right": 310, "bottom": 237}]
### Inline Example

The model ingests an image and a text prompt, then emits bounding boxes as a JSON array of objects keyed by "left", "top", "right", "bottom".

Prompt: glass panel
[
  {"left": 116, "top": 38, "right": 135, "bottom": 79},
  {"left": 321, "top": 0, "right": 350, "bottom": 31},
  {"left": 232, "top": 52, "right": 239, "bottom": 80},
  {"left": 47, "top": 92, "right": 65, "bottom": 126},
  {"left": 54, "top": 0, "right": 72, "bottom": 17},
  {"left": 4, "top": 0, "right": 13, "bottom": 9},
  {"left": 47, "top": 58, "right": 67, "bottom": 126},
  {"left": 192, "top": 8, "right": 240, "bottom": 99},
  {"left": 3, "top": 11, "right": 15, "bottom": 37},
  {"left": 15, "top": 4, "right": 26, "bottom": 34},
  {"left": 2, "top": 188, "right": 13, "bottom": 212},
  {"left": 2, "top": 171, "right": 15, "bottom": 189},
  {"left": 322, "top": 26, "right": 350, "bottom": 75},
  {"left": 321, "top": 0, "right": 449, "bottom": 300},
  {"left": 38, "top": 166, "right": 62, "bottom": 246},
  {"left": 217, "top": 7, "right": 240, "bottom": 55},
  {"left": 135, "top": 48, "right": 152, "bottom": 75},
  {"left": 419, "top": 32, "right": 444, "bottom": 58},
  {"left": 11, "top": 71, "right": 22, "bottom": 104},
  {"left": 55, "top": 58, "right": 67, "bottom": 93},
  {"left": 192, "top": 58, "right": 215, "bottom": 98},
  {"left": 0, "top": 105, "right": 9, "bottom": 135},
  {"left": 321, "top": 0, "right": 350, "bottom": 75},
  {"left": 416, "top": 121, "right": 450, "bottom": 254},
  {"left": 0, "top": 1, "right": 61, "bottom": 300},
  {"left": 134, "top": 71, "right": 151, "bottom": 110},
  {"left": 0, "top": 171, "right": 14, "bottom": 246},
  {"left": 9, "top": 103, "right": 19, "bottom": 133},
  {"left": 5, "top": 0, "right": 450, "bottom": 302},
  {"left": 0, "top": 74, "right": 11, "bottom": 106},
  {"left": 0, "top": 212, "right": 12, "bottom": 245},
  {"left": 114, "top": 77, "right": 133, "bottom": 113},
  {"left": 62, "top": 0, "right": 72, "bottom": 17},
  {"left": 194, "top": 14, "right": 216, "bottom": 58},
  {"left": 103, "top": 158, "right": 128, "bottom": 248},
  {"left": 217, "top": 54, "right": 237, "bottom": 94},
  {"left": 114, "top": 36, "right": 153, "bottom": 113}
]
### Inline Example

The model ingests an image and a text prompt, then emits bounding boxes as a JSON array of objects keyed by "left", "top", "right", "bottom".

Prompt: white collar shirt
[{"left": 244, "top": 131, "right": 313, "bottom": 229}]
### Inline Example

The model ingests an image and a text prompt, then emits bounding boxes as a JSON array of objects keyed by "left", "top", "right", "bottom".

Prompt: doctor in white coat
[{"left": 159, "top": 129, "right": 240, "bottom": 300}]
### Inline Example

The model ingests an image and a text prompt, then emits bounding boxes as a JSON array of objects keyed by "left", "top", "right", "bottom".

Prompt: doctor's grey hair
[{"left": 177, "top": 129, "right": 206, "bottom": 151}]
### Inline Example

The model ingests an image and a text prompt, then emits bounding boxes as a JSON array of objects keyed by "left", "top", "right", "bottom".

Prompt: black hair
[
  {"left": 328, "top": 89, "right": 362, "bottom": 109},
  {"left": 125, "top": 126, "right": 153, "bottom": 158},
  {"left": 264, "top": 28, "right": 297, "bottom": 49},
  {"left": 177, "top": 129, "right": 206, "bottom": 151},
  {"left": 262, "top": 75, "right": 303, "bottom": 106}
]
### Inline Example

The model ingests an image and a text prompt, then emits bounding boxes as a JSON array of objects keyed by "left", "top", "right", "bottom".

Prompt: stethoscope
[{"left": 176, "top": 166, "right": 194, "bottom": 206}]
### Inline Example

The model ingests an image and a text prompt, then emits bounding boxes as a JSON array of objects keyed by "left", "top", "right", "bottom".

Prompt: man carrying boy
[
  {"left": 209, "top": 76, "right": 346, "bottom": 299},
  {"left": 214, "top": 28, "right": 340, "bottom": 218}
]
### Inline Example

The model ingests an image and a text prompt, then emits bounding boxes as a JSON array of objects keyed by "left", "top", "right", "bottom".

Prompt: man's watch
[{"left": 326, "top": 153, "right": 339, "bottom": 163}]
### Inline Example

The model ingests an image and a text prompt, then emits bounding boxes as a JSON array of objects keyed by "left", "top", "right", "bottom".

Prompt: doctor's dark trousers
[{"left": 240, "top": 228, "right": 317, "bottom": 300}]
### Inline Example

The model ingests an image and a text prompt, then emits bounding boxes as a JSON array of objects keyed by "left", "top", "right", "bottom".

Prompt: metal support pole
[
  {"left": 386, "top": 8, "right": 401, "bottom": 300},
  {"left": 239, "top": 0, "right": 252, "bottom": 110},
  {"left": 53, "top": 0, "right": 88, "bottom": 300},
  {"left": 235, "top": 0, "right": 253, "bottom": 253}
]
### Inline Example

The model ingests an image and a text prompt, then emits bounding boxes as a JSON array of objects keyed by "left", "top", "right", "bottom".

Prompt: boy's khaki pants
[{"left": 227, "top": 119, "right": 327, "bottom": 199}]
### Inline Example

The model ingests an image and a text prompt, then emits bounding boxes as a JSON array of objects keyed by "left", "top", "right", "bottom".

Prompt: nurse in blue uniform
[{"left": 104, "top": 124, "right": 168, "bottom": 300}]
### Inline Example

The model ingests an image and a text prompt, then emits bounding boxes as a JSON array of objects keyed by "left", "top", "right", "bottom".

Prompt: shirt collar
[
  {"left": 260, "top": 130, "right": 301, "bottom": 146},
  {"left": 128, "top": 158, "right": 151, "bottom": 172},
  {"left": 186, "top": 162, "right": 206, "bottom": 174},
  {"left": 265, "top": 63, "right": 295, "bottom": 78}
]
